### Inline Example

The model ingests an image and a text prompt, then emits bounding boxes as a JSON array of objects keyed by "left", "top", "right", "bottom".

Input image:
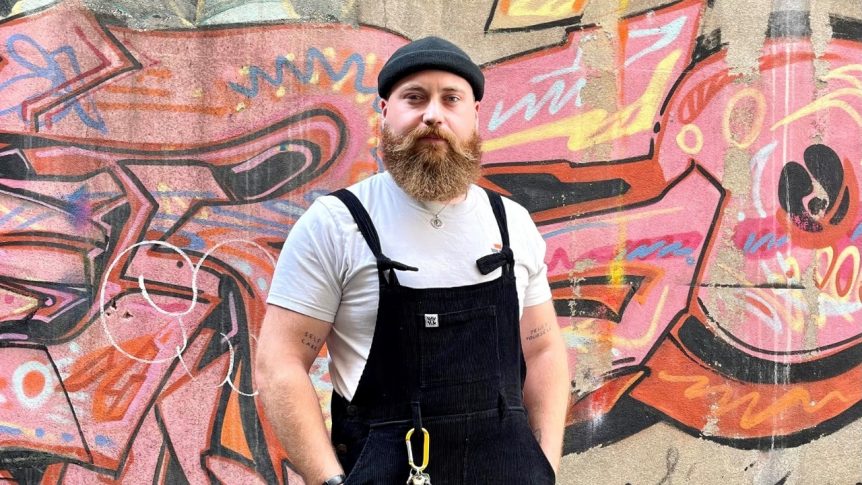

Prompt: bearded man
[{"left": 256, "top": 37, "right": 569, "bottom": 485}]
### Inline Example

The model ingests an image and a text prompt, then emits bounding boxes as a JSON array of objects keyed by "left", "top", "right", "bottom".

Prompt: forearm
[
  {"left": 523, "top": 338, "right": 569, "bottom": 472},
  {"left": 258, "top": 363, "right": 342, "bottom": 484}
]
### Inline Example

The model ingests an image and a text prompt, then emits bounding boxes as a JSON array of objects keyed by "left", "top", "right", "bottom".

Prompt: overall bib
[{"left": 329, "top": 188, "right": 555, "bottom": 485}]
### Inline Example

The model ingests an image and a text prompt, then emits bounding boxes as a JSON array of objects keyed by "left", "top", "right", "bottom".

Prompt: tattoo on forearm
[
  {"left": 527, "top": 323, "right": 551, "bottom": 341},
  {"left": 300, "top": 331, "right": 323, "bottom": 352}
]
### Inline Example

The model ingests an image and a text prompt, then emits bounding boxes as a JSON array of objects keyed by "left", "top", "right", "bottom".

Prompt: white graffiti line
[
  {"left": 749, "top": 141, "right": 778, "bottom": 218},
  {"left": 745, "top": 291, "right": 783, "bottom": 333},
  {"left": 176, "top": 332, "right": 259, "bottom": 397},
  {"left": 817, "top": 293, "right": 862, "bottom": 317},
  {"left": 51, "top": 356, "right": 74, "bottom": 372},
  {"left": 67, "top": 391, "right": 89, "bottom": 402},
  {"left": 100, "top": 240, "right": 196, "bottom": 365},
  {"left": 101, "top": 238, "right": 273, "bottom": 394},
  {"left": 763, "top": 256, "right": 809, "bottom": 315},
  {"left": 530, "top": 46, "right": 583, "bottom": 83},
  {"left": 68, "top": 342, "right": 82, "bottom": 354},
  {"left": 774, "top": 252, "right": 800, "bottom": 287},
  {"left": 45, "top": 414, "right": 72, "bottom": 425},
  {"left": 12, "top": 361, "right": 54, "bottom": 410},
  {"left": 777, "top": 292, "right": 808, "bottom": 313},
  {"left": 488, "top": 48, "right": 587, "bottom": 132},
  {"left": 193, "top": 238, "right": 277, "bottom": 281},
  {"left": 220, "top": 333, "right": 259, "bottom": 397},
  {"left": 624, "top": 16, "right": 687, "bottom": 67}
]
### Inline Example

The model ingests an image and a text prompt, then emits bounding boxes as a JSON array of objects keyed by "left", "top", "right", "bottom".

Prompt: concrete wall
[{"left": 1, "top": 0, "right": 861, "bottom": 483}]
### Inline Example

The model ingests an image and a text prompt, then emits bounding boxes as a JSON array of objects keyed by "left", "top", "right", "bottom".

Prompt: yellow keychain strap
[{"left": 405, "top": 427, "right": 430, "bottom": 472}]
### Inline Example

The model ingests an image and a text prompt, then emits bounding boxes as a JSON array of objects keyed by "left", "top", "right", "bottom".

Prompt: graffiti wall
[{"left": 1, "top": 0, "right": 861, "bottom": 483}]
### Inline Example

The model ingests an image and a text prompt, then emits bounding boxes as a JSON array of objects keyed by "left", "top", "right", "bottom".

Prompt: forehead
[{"left": 389, "top": 70, "right": 473, "bottom": 94}]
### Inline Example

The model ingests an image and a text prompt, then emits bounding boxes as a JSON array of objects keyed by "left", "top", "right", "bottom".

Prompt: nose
[{"left": 423, "top": 99, "right": 442, "bottom": 126}]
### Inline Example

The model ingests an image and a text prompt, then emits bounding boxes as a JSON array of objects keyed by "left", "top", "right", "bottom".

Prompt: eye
[
  {"left": 404, "top": 93, "right": 424, "bottom": 102},
  {"left": 445, "top": 95, "right": 461, "bottom": 103}
]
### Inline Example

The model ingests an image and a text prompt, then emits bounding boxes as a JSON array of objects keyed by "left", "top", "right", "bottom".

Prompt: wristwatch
[{"left": 322, "top": 474, "right": 346, "bottom": 485}]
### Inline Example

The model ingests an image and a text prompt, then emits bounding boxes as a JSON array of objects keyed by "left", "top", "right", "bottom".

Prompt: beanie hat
[{"left": 377, "top": 36, "right": 485, "bottom": 101}]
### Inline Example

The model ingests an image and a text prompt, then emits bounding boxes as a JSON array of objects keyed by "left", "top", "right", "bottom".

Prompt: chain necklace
[{"left": 429, "top": 201, "right": 450, "bottom": 229}]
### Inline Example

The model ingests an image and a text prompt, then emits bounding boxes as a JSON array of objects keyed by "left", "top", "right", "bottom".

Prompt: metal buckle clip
[{"left": 404, "top": 427, "right": 430, "bottom": 472}]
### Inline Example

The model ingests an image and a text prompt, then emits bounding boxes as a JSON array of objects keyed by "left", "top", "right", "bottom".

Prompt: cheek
[
  {"left": 451, "top": 118, "right": 477, "bottom": 138},
  {"left": 386, "top": 118, "right": 413, "bottom": 135}
]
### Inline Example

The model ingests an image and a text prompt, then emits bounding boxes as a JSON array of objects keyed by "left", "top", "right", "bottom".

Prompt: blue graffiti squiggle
[
  {"left": 626, "top": 240, "right": 694, "bottom": 264},
  {"left": 228, "top": 47, "right": 377, "bottom": 101},
  {"left": 742, "top": 233, "right": 788, "bottom": 254},
  {"left": 0, "top": 34, "right": 107, "bottom": 132}
]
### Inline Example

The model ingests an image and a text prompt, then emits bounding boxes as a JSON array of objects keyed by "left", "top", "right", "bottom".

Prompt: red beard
[{"left": 380, "top": 124, "right": 482, "bottom": 201}]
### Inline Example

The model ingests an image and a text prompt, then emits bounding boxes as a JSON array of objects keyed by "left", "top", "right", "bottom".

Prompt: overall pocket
[
  {"left": 343, "top": 420, "right": 411, "bottom": 485},
  {"left": 417, "top": 305, "right": 501, "bottom": 387}
]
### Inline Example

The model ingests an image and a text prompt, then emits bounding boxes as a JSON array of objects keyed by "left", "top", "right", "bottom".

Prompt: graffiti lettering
[
  {"left": 488, "top": 48, "right": 586, "bottom": 132},
  {"left": 625, "top": 16, "right": 687, "bottom": 67},
  {"left": 227, "top": 47, "right": 377, "bottom": 99},
  {"left": 0, "top": 33, "right": 106, "bottom": 131},
  {"left": 3, "top": 0, "right": 862, "bottom": 482}
]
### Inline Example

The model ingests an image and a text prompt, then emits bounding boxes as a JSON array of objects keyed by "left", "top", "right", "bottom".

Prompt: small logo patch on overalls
[{"left": 424, "top": 314, "right": 439, "bottom": 328}]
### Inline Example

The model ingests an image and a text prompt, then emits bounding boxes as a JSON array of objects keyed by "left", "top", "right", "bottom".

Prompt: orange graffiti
[
  {"left": 221, "top": 362, "right": 254, "bottom": 460},
  {"left": 103, "top": 85, "right": 172, "bottom": 97},
  {"left": 658, "top": 371, "right": 852, "bottom": 430},
  {"left": 65, "top": 336, "right": 159, "bottom": 422},
  {"left": 568, "top": 370, "right": 644, "bottom": 424},
  {"left": 95, "top": 102, "right": 232, "bottom": 116},
  {"left": 22, "top": 369, "right": 45, "bottom": 398}
]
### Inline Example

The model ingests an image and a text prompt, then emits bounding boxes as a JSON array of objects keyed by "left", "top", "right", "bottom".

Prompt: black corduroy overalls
[{"left": 328, "top": 188, "right": 555, "bottom": 485}]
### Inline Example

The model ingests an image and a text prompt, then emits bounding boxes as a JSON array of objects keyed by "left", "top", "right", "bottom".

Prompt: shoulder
[
  {"left": 315, "top": 172, "right": 392, "bottom": 213},
  {"left": 346, "top": 172, "right": 391, "bottom": 202},
  {"left": 481, "top": 189, "right": 545, "bottom": 255},
  {"left": 306, "top": 172, "right": 388, "bottom": 220},
  {"left": 476, "top": 186, "right": 536, "bottom": 229},
  {"left": 501, "top": 195, "right": 534, "bottom": 225}
]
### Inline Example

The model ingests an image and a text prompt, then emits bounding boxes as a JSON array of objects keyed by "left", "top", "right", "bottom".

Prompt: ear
[
  {"left": 474, "top": 101, "right": 480, "bottom": 129},
  {"left": 380, "top": 98, "right": 388, "bottom": 118}
]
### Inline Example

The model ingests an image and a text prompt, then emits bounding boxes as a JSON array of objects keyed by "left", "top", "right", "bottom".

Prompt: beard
[{"left": 380, "top": 124, "right": 482, "bottom": 202}]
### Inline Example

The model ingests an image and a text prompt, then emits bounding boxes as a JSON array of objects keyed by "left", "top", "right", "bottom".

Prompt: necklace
[{"left": 429, "top": 201, "right": 450, "bottom": 229}]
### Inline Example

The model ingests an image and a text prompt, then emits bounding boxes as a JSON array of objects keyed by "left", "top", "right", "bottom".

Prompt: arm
[
  {"left": 520, "top": 298, "right": 569, "bottom": 473},
  {"left": 255, "top": 304, "right": 343, "bottom": 484}
]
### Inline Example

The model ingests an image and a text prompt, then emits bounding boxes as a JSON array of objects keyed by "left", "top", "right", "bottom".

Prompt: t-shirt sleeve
[
  {"left": 266, "top": 199, "right": 343, "bottom": 323},
  {"left": 522, "top": 211, "right": 553, "bottom": 308}
]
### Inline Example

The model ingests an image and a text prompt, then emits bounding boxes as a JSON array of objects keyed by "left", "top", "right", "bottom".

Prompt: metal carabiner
[{"left": 404, "top": 427, "right": 430, "bottom": 472}]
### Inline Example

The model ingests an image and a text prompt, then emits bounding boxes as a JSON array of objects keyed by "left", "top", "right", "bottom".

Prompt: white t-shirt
[{"left": 267, "top": 172, "right": 551, "bottom": 400}]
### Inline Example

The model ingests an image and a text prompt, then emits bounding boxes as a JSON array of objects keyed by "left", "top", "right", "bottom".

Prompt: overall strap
[
  {"left": 329, "top": 189, "right": 417, "bottom": 284},
  {"left": 476, "top": 189, "right": 515, "bottom": 276}
]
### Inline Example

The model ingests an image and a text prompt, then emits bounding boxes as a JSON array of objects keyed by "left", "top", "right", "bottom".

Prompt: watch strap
[{"left": 322, "top": 474, "right": 346, "bottom": 485}]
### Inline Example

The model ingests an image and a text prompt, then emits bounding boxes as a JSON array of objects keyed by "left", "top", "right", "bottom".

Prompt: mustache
[
  {"left": 387, "top": 124, "right": 478, "bottom": 161},
  {"left": 388, "top": 125, "right": 461, "bottom": 151}
]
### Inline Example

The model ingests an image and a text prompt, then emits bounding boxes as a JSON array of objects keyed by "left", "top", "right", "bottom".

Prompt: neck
[
  {"left": 430, "top": 192, "right": 468, "bottom": 205},
  {"left": 418, "top": 190, "right": 469, "bottom": 213}
]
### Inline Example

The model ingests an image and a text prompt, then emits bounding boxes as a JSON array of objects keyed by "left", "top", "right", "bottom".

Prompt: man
[{"left": 256, "top": 36, "right": 569, "bottom": 485}]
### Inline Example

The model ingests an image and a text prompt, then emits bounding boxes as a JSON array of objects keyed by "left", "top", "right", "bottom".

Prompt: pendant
[{"left": 430, "top": 216, "right": 443, "bottom": 229}]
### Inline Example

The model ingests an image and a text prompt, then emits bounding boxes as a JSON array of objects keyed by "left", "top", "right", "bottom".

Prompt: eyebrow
[{"left": 397, "top": 83, "right": 467, "bottom": 94}]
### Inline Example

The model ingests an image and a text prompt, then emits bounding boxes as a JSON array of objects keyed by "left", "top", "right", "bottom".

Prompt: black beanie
[{"left": 377, "top": 36, "right": 484, "bottom": 101}]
